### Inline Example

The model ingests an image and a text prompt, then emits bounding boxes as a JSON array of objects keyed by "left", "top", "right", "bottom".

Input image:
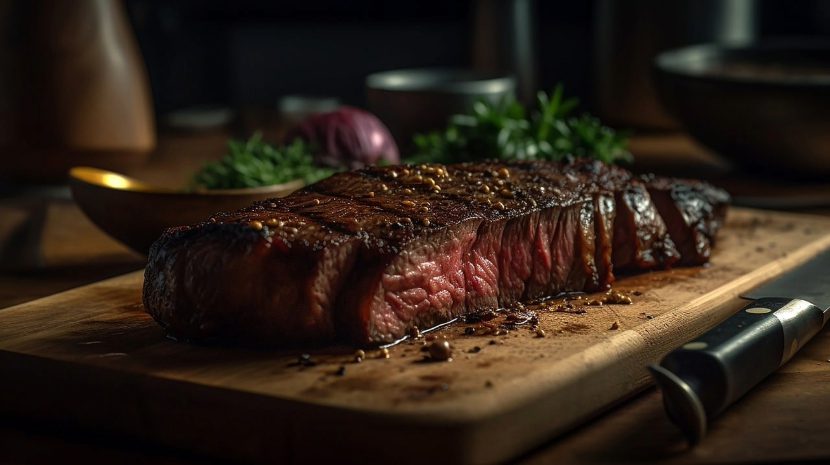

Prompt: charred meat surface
[
  {"left": 143, "top": 160, "right": 730, "bottom": 346},
  {"left": 644, "top": 174, "right": 730, "bottom": 266}
]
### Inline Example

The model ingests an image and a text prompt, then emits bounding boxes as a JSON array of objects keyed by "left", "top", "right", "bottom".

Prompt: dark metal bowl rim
[
  {"left": 366, "top": 68, "right": 516, "bottom": 95},
  {"left": 655, "top": 40, "right": 830, "bottom": 88}
]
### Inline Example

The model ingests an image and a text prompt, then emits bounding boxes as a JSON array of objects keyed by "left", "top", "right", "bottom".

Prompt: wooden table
[{"left": 1, "top": 132, "right": 828, "bottom": 464}]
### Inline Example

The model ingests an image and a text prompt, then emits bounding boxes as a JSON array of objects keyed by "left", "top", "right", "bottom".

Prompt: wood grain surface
[{"left": 1, "top": 208, "right": 829, "bottom": 465}]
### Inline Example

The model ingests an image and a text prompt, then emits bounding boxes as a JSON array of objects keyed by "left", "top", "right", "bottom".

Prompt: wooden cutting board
[{"left": 2, "top": 208, "right": 830, "bottom": 465}]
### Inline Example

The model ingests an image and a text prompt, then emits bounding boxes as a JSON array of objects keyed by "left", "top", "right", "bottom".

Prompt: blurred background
[
  {"left": 125, "top": 0, "right": 826, "bottom": 118},
  {"left": 3, "top": 0, "right": 830, "bottom": 180}
]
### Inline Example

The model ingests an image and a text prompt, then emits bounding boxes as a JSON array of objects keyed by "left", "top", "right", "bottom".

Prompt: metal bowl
[
  {"left": 366, "top": 68, "right": 515, "bottom": 148},
  {"left": 69, "top": 167, "right": 302, "bottom": 255},
  {"left": 654, "top": 41, "right": 830, "bottom": 177}
]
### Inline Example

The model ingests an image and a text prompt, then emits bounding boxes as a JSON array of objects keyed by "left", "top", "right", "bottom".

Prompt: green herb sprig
[
  {"left": 191, "top": 134, "right": 335, "bottom": 190},
  {"left": 409, "top": 85, "right": 631, "bottom": 165}
]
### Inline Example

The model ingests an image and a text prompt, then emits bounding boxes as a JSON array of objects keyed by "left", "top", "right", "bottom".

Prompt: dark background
[{"left": 125, "top": 0, "right": 830, "bottom": 116}]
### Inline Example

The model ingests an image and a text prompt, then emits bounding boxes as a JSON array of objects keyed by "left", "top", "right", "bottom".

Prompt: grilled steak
[
  {"left": 644, "top": 174, "right": 730, "bottom": 265},
  {"left": 143, "top": 160, "right": 729, "bottom": 346}
]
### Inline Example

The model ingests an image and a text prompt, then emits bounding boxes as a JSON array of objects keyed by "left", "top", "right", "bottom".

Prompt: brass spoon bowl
[{"left": 69, "top": 167, "right": 303, "bottom": 255}]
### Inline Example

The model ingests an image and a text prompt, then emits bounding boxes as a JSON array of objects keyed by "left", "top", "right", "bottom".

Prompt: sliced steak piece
[
  {"left": 644, "top": 175, "right": 731, "bottom": 266},
  {"left": 143, "top": 160, "right": 730, "bottom": 346},
  {"left": 592, "top": 193, "right": 616, "bottom": 290},
  {"left": 568, "top": 200, "right": 599, "bottom": 291},
  {"left": 498, "top": 212, "right": 539, "bottom": 305},
  {"left": 612, "top": 182, "right": 680, "bottom": 271}
]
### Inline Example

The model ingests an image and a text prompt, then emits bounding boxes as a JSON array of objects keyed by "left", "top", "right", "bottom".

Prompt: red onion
[{"left": 286, "top": 106, "right": 399, "bottom": 169}]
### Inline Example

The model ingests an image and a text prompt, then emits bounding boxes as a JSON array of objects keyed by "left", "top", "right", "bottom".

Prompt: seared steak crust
[{"left": 143, "top": 160, "right": 730, "bottom": 346}]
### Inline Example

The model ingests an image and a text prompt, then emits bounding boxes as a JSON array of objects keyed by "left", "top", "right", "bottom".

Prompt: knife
[{"left": 649, "top": 248, "right": 830, "bottom": 445}]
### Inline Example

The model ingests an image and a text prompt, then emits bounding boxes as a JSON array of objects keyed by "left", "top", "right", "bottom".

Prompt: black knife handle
[{"left": 650, "top": 297, "right": 825, "bottom": 444}]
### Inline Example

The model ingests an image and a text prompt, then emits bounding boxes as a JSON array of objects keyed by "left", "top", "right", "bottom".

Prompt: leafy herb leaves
[
  {"left": 409, "top": 85, "right": 631, "bottom": 165},
  {"left": 191, "top": 134, "right": 335, "bottom": 190}
]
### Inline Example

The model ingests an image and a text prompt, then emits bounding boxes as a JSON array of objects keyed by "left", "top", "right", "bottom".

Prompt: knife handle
[{"left": 650, "top": 297, "right": 825, "bottom": 444}]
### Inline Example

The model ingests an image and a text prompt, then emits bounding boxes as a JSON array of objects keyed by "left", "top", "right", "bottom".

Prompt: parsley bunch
[
  {"left": 192, "top": 134, "right": 335, "bottom": 190},
  {"left": 410, "top": 85, "right": 631, "bottom": 164}
]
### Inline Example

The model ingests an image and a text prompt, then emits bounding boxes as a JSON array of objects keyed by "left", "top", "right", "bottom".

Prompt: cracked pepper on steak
[{"left": 143, "top": 160, "right": 729, "bottom": 346}]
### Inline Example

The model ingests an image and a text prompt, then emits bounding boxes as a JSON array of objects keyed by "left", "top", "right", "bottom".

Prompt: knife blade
[{"left": 649, "top": 249, "right": 830, "bottom": 445}]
